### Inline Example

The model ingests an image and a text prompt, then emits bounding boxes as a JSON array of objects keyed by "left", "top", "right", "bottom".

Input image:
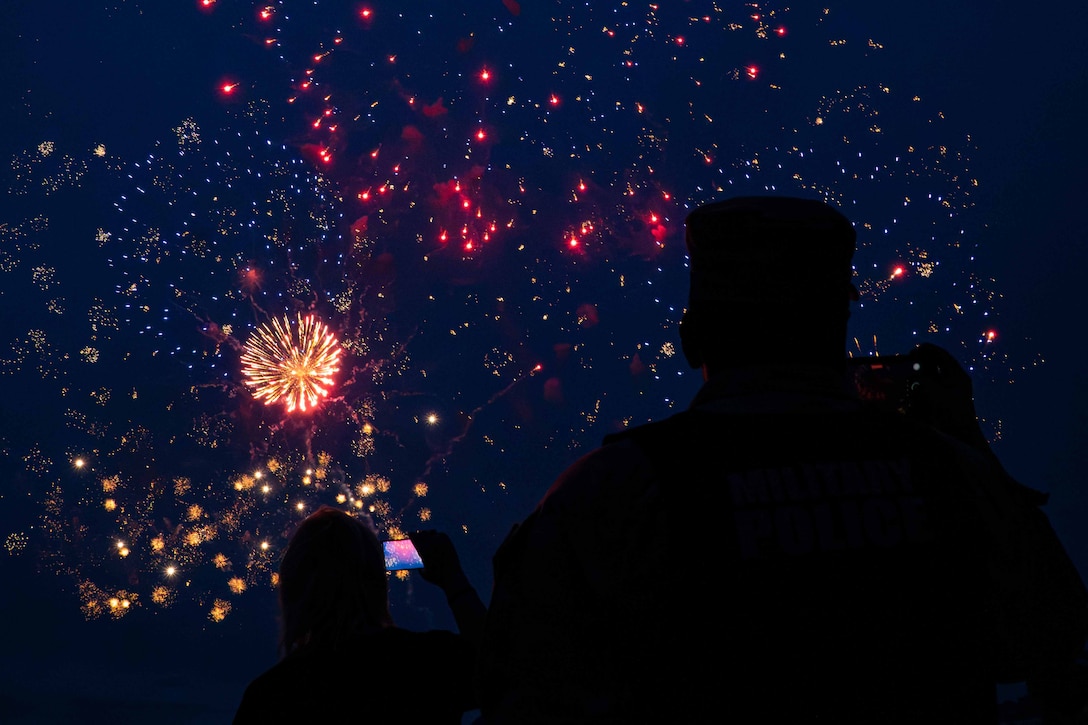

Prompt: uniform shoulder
[{"left": 537, "top": 424, "right": 662, "bottom": 510}]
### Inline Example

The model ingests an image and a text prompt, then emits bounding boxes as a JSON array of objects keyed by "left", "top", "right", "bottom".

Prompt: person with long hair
[{"left": 234, "top": 505, "right": 485, "bottom": 723}]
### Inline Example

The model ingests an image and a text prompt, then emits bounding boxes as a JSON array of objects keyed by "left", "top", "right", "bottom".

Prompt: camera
[{"left": 847, "top": 354, "right": 925, "bottom": 414}]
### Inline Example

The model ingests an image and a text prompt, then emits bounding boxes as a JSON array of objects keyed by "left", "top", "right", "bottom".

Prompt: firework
[
  {"left": 2, "top": 1, "right": 1027, "bottom": 623},
  {"left": 240, "top": 313, "right": 342, "bottom": 413}
]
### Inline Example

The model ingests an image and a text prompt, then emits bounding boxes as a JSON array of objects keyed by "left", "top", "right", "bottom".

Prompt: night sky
[{"left": 1, "top": 2, "right": 1085, "bottom": 723}]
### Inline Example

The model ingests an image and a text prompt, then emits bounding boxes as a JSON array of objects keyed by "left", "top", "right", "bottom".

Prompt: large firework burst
[{"left": 240, "top": 313, "right": 342, "bottom": 413}]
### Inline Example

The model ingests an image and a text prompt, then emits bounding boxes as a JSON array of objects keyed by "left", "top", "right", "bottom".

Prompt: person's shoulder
[
  {"left": 235, "top": 638, "right": 471, "bottom": 723},
  {"left": 238, "top": 656, "right": 293, "bottom": 692},
  {"left": 533, "top": 413, "right": 694, "bottom": 514},
  {"left": 548, "top": 426, "right": 656, "bottom": 489},
  {"left": 382, "top": 625, "right": 469, "bottom": 647},
  {"left": 233, "top": 657, "right": 305, "bottom": 723},
  {"left": 602, "top": 408, "right": 711, "bottom": 446}
]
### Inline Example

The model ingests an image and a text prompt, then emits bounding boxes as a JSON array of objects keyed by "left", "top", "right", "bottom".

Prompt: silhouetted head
[
  {"left": 679, "top": 195, "right": 857, "bottom": 374},
  {"left": 277, "top": 505, "right": 392, "bottom": 655}
]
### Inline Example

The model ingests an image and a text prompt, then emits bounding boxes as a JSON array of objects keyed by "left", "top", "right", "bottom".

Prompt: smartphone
[
  {"left": 382, "top": 538, "right": 424, "bottom": 571},
  {"left": 847, "top": 354, "right": 924, "bottom": 413}
]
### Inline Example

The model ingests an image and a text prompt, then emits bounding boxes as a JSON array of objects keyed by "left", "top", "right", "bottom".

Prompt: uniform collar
[{"left": 690, "top": 364, "right": 857, "bottom": 413}]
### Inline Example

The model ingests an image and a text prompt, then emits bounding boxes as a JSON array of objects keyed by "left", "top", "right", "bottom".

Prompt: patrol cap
[{"left": 684, "top": 196, "right": 857, "bottom": 309}]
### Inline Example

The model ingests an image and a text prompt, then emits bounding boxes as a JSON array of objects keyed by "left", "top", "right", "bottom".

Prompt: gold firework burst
[{"left": 240, "top": 313, "right": 342, "bottom": 413}]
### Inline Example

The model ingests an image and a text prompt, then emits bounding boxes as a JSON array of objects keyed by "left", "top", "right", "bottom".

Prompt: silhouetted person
[
  {"left": 233, "top": 505, "right": 485, "bottom": 724},
  {"left": 477, "top": 196, "right": 1088, "bottom": 723}
]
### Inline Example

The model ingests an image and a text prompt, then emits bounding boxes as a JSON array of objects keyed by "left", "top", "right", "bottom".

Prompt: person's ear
[{"left": 679, "top": 311, "right": 703, "bottom": 369}]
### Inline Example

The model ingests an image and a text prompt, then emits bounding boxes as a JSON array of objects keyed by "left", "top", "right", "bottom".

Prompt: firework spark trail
[
  {"left": 421, "top": 361, "right": 544, "bottom": 479},
  {"left": 382, "top": 359, "right": 545, "bottom": 528}
]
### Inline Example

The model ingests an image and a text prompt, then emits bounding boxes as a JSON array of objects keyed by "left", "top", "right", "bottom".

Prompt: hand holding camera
[{"left": 851, "top": 343, "right": 994, "bottom": 455}]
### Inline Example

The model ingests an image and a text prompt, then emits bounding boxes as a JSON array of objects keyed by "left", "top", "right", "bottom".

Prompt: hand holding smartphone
[{"left": 382, "top": 538, "right": 424, "bottom": 571}]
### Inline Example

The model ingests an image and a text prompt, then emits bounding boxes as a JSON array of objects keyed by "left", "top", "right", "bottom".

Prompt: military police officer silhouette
[{"left": 478, "top": 195, "right": 1088, "bottom": 724}]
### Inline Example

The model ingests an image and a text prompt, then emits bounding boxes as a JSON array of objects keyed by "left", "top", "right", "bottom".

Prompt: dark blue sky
[{"left": 1, "top": 2, "right": 1085, "bottom": 722}]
